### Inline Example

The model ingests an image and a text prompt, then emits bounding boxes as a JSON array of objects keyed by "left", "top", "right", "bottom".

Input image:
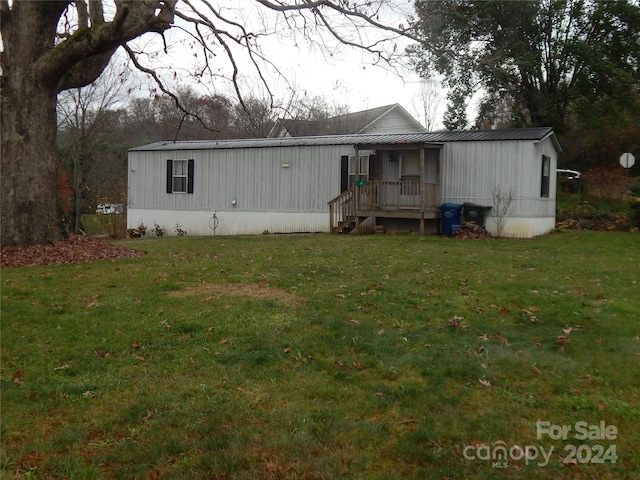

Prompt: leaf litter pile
[
  {"left": 1, "top": 235, "right": 146, "bottom": 268},
  {"left": 452, "top": 222, "right": 493, "bottom": 239}
]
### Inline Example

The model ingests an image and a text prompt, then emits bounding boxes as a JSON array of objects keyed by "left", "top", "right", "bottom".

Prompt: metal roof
[{"left": 129, "top": 127, "right": 558, "bottom": 152}]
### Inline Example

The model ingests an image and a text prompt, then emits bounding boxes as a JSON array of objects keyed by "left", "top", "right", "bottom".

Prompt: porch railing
[
  {"left": 329, "top": 181, "right": 441, "bottom": 232},
  {"left": 356, "top": 181, "right": 440, "bottom": 210}
]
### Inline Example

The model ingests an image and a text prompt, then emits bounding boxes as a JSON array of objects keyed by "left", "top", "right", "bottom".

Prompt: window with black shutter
[{"left": 167, "top": 159, "right": 194, "bottom": 193}]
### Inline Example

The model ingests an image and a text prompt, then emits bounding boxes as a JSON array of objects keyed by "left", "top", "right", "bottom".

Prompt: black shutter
[
  {"left": 368, "top": 155, "right": 376, "bottom": 181},
  {"left": 340, "top": 155, "right": 349, "bottom": 192},
  {"left": 166, "top": 159, "right": 173, "bottom": 193},
  {"left": 187, "top": 159, "right": 195, "bottom": 194}
]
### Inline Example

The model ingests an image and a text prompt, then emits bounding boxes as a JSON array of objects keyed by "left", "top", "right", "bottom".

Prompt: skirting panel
[
  {"left": 127, "top": 209, "right": 329, "bottom": 236},
  {"left": 484, "top": 216, "right": 556, "bottom": 238}
]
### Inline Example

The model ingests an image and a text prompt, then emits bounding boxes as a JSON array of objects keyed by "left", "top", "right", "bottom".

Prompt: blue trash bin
[{"left": 441, "top": 203, "right": 463, "bottom": 236}]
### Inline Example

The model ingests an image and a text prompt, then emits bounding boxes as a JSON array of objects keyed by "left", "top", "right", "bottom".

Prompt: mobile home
[{"left": 127, "top": 128, "right": 560, "bottom": 238}]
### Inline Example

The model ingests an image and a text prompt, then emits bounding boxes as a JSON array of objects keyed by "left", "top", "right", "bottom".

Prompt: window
[
  {"left": 348, "top": 154, "right": 372, "bottom": 187},
  {"left": 340, "top": 154, "right": 375, "bottom": 191},
  {"left": 166, "top": 159, "right": 194, "bottom": 194},
  {"left": 541, "top": 155, "right": 550, "bottom": 197}
]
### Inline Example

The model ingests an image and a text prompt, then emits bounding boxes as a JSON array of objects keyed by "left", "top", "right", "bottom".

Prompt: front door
[{"left": 399, "top": 152, "right": 421, "bottom": 204}]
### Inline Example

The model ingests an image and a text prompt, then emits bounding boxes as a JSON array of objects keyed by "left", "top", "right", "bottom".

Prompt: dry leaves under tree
[{"left": 1, "top": 235, "right": 146, "bottom": 268}]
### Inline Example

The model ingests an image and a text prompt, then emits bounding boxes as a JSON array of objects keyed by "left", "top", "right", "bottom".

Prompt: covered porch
[{"left": 329, "top": 141, "right": 443, "bottom": 234}]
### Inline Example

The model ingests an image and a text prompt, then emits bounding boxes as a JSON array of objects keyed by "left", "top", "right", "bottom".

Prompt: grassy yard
[{"left": 1, "top": 231, "right": 639, "bottom": 479}]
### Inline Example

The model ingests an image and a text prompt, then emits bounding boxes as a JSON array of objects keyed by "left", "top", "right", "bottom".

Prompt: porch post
[
  {"left": 354, "top": 145, "right": 360, "bottom": 212},
  {"left": 420, "top": 146, "right": 426, "bottom": 210}
]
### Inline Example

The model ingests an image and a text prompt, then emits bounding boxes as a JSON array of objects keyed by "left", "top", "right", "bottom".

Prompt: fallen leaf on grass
[
  {"left": 531, "top": 366, "right": 542, "bottom": 375},
  {"left": 478, "top": 379, "right": 491, "bottom": 387},
  {"left": 12, "top": 370, "right": 24, "bottom": 386},
  {"left": 448, "top": 316, "right": 469, "bottom": 329},
  {"left": 133, "top": 354, "right": 146, "bottom": 362},
  {"left": 562, "top": 325, "right": 583, "bottom": 335},
  {"left": 493, "top": 334, "right": 511, "bottom": 346},
  {"left": 555, "top": 336, "right": 571, "bottom": 352},
  {"left": 53, "top": 363, "right": 69, "bottom": 371}
]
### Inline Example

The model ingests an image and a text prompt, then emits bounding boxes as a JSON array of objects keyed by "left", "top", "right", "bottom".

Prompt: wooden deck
[{"left": 329, "top": 181, "right": 441, "bottom": 234}]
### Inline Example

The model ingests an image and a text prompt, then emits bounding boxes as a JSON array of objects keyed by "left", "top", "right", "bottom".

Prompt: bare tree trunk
[
  {"left": 1, "top": 81, "right": 62, "bottom": 246},
  {"left": 1, "top": 0, "right": 65, "bottom": 247}
]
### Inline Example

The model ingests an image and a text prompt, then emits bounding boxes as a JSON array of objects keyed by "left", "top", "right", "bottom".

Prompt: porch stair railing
[{"left": 328, "top": 188, "right": 355, "bottom": 233}]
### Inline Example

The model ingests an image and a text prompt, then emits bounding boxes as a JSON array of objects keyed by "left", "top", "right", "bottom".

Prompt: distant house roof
[
  {"left": 130, "top": 127, "right": 560, "bottom": 152},
  {"left": 267, "top": 104, "right": 426, "bottom": 137}
]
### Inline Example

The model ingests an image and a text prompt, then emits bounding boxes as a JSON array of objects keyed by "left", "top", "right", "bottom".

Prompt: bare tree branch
[
  {"left": 253, "top": 0, "right": 420, "bottom": 41},
  {"left": 123, "top": 44, "right": 217, "bottom": 141}
]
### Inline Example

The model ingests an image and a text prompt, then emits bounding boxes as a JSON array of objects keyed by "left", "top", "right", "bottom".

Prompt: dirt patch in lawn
[{"left": 168, "top": 281, "right": 301, "bottom": 307}]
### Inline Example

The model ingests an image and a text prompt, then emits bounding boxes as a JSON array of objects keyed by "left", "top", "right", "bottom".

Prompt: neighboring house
[
  {"left": 268, "top": 103, "right": 427, "bottom": 137},
  {"left": 127, "top": 127, "right": 560, "bottom": 238}
]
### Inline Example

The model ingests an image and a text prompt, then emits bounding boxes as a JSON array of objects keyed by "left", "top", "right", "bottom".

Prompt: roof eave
[{"left": 536, "top": 128, "right": 562, "bottom": 153}]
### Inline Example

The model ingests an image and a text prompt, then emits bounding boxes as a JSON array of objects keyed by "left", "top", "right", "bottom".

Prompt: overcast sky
[{"left": 121, "top": 0, "right": 445, "bottom": 128}]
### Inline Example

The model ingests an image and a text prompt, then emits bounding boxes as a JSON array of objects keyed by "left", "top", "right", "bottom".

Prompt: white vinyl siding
[{"left": 130, "top": 144, "right": 349, "bottom": 213}]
